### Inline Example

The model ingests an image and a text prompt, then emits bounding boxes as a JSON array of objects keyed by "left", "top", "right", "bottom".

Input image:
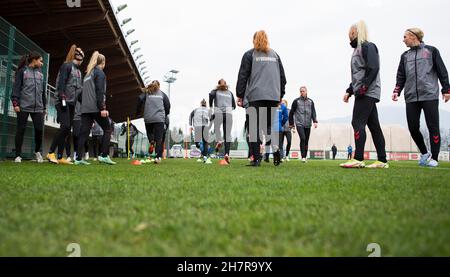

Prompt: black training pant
[
  {"left": 15, "top": 111, "right": 44, "bottom": 157},
  {"left": 296, "top": 126, "right": 311, "bottom": 159},
  {"left": 351, "top": 96, "right": 387, "bottom": 163},
  {"left": 76, "top": 113, "right": 111, "bottom": 160},
  {"left": 280, "top": 131, "right": 292, "bottom": 158},
  {"left": 247, "top": 101, "right": 279, "bottom": 161},
  {"left": 145, "top": 122, "right": 165, "bottom": 159},
  {"left": 50, "top": 104, "right": 75, "bottom": 159},
  {"left": 214, "top": 112, "right": 232, "bottom": 155},
  {"left": 125, "top": 137, "right": 135, "bottom": 156},
  {"left": 406, "top": 100, "right": 440, "bottom": 161},
  {"left": 72, "top": 120, "right": 88, "bottom": 159}
]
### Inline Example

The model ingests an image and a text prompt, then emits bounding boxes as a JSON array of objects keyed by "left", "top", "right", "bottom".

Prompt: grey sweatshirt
[
  {"left": 289, "top": 97, "right": 318, "bottom": 128},
  {"left": 395, "top": 43, "right": 450, "bottom": 103},
  {"left": 236, "top": 48, "right": 287, "bottom": 103},
  {"left": 190, "top": 106, "right": 212, "bottom": 127},
  {"left": 11, "top": 66, "right": 46, "bottom": 113},
  {"left": 136, "top": 90, "right": 171, "bottom": 124},
  {"left": 209, "top": 89, "right": 236, "bottom": 114},
  {"left": 56, "top": 62, "right": 82, "bottom": 105},
  {"left": 80, "top": 66, "right": 107, "bottom": 114},
  {"left": 347, "top": 42, "right": 381, "bottom": 102}
]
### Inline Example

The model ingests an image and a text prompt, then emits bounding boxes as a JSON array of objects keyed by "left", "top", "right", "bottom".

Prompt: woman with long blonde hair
[
  {"left": 236, "top": 30, "right": 287, "bottom": 167},
  {"left": 75, "top": 51, "right": 115, "bottom": 165},
  {"left": 341, "top": 20, "right": 387, "bottom": 169}
]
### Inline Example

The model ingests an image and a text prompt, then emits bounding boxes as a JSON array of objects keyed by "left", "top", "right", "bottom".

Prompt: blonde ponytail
[
  {"left": 352, "top": 20, "right": 370, "bottom": 46},
  {"left": 86, "top": 51, "right": 105, "bottom": 75}
]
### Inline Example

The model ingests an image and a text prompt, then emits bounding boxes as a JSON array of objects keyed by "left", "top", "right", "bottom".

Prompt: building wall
[{"left": 287, "top": 123, "right": 418, "bottom": 153}]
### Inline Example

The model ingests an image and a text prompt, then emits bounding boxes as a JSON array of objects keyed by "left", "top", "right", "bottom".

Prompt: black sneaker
[
  {"left": 246, "top": 158, "right": 261, "bottom": 167},
  {"left": 273, "top": 150, "right": 281, "bottom": 166}
]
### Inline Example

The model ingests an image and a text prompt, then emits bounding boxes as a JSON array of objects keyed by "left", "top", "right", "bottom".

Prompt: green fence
[{"left": 0, "top": 16, "right": 49, "bottom": 159}]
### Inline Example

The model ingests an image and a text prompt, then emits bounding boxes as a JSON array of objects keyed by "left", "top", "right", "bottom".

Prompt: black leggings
[
  {"left": 280, "top": 131, "right": 292, "bottom": 158},
  {"left": 49, "top": 104, "right": 75, "bottom": 159},
  {"left": 406, "top": 100, "right": 440, "bottom": 161},
  {"left": 245, "top": 113, "right": 252, "bottom": 158},
  {"left": 125, "top": 138, "right": 135, "bottom": 156},
  {"left": 296, "top": 126, "right": 311, "bottom": 159},
  {"left": 15, "top": 111, "right": 44, "bottom": 157},
  {"left": 65, "top": 134, "right": 72, "bottom": 158},
  {"left": 72, "top": 120, "right": 88, "bottom": 159},
  {"left": 351, "top": 96, "right": 387, "bottom": 163},
  {"left": 145, "top": 122, "right": 165, "bottom": 159},
  {"left": 247, "top": 101, "right": 279, "bottom": 161},
  {"left": 214, "top": 112, "right": 233, "bottom": 155},
  {"left": 76, "top": 113, "right": 111, "bottom": 160}
]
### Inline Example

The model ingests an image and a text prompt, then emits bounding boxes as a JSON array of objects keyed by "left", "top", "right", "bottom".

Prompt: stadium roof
[{"left": 1, "top": 0, "right": 144, "bottom": 122}]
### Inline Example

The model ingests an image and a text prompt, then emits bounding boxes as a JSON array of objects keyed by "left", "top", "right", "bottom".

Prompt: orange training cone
[
  {"left": 131, "top": 160, "right": 142, "bottom": 166},
  {"left": 219, "top": 159, "right": 229, "bottom": 166}
]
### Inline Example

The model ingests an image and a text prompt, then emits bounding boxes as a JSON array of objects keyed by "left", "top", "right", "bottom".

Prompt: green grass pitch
[{"left": 0, "top": 159, "right": 449, "bottom": 256}]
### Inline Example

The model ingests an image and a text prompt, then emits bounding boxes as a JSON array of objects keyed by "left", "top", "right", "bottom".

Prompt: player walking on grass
[
  {"left": 280, "top": 99, "right": 292, "bottom": 161},
  {"left": 190, "top": 99, "right": 213, "bottom": 164},
  {"left": 210, "top": 79, "right": 236, "bottom": 165},
  {"left": 341, "top": 20, "right": 388, "bottom": 169},
  {"left": 289, "top": 86, "right": 318, "bottom": 163},
  {"left": 72, "top": 92, "right": 89, "bottom": 161},
  {"left": 120, "top": 122, "right": 138, "bottom": 159},
  {"left": 47, "top": 45, "right": 84, "bottom": 165},
  {"left": 392, "top": 27, "right": 450, "bottom": 168},
  {"left": 136, "top": 80, "right": 171, "bottom": 164},
  {"left": 75, "top": 51, "right": 115, "bottom": 165},
  {"left": 91, "top": 120, "right": 103, "bottom": 160},
  {"left": 236, "top": 30, "right": 287, "bottom": 167}
]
